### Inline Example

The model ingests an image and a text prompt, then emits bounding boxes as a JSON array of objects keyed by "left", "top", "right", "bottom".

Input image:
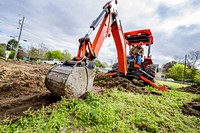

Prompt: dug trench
[
  {"left": 179, "top": 85, "right": 200, "bottom": 117},
  {"left": 0, "top": 59, "right": 199, "bottom": 122}
]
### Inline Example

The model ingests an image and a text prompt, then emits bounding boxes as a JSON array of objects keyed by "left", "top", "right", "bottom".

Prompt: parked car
[
  {"left": 42, "top": 59, "right": 62, "bottom": 65},
  {"left": 95, "top": 67, "right": 111, "bottom": 73},
  {"left": 166, "top": 78, "right": 175, "bottom": 82}
]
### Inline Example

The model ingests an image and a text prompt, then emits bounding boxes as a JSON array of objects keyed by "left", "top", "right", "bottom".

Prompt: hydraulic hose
[{"left": 90, "top": 9, "right": 106, "bottom": 30}]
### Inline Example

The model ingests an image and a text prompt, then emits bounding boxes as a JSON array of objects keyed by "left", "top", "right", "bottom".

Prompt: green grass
[
  {"left": 0, "top": 56, "right": 6, "bottom": 60},
  {"left": 0, "top": 87, "right": 199, "bottom": 133},
  {"left": 158, "top": 80, "right": 188, "bottom": 89}
]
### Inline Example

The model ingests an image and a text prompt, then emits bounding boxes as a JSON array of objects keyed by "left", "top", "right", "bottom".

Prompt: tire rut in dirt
[{"left": 0, "top": 92, "right": 61, "bottom": 122}]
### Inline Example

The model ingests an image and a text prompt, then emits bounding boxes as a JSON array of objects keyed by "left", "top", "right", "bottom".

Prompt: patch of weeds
[{"left": 0, "top": 89, "right": 199, "bottom": 133}]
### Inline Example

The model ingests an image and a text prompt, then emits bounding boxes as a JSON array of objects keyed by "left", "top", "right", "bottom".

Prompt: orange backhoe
[{"left": 45, "top": 0, "right": 168, "bottom": 98}]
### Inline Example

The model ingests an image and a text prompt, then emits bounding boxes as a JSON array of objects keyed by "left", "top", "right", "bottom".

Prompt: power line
[
  {"left": 23, "top": 28, "right": 43, "bottom": 40},
  {"left": 0, "top": 19, "right": 62, "bottom": 47},
  {"left": 0, "top": 28, "right": 45, "bottom": 45},
  {"left": 0, "top": 20, "right": 18, "bottom": 27}
]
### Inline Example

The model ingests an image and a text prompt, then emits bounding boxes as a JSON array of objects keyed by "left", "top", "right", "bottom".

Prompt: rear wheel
[
  {"left": 108, "top": 63, "right": 118, "bottom": 73},
  {"left": 145, "top": 64, "right": 156, "bottom": 82}
]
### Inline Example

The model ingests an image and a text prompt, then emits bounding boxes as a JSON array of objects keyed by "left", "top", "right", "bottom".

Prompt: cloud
[
  {"left": 152, "top": 24, "right": 200, "bottom": 57},
  {"left": 152, "top": 55, "right": 174, "bottom": 66},
  {"left": 190, "top": 0, "right": 200, "bottom": 7},
  {"left": 0, "top": 0, "right": 199, "bottom": 66},
  {"left": 156, "top": 4, "right": 179, "bottom": 18}
]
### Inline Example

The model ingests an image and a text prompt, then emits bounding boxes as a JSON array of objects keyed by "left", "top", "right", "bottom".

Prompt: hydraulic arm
[
  {"left": 75, "top": 0, "right": 127, "bottom": 75},
  {"left": 45, "top": 0, "right": 128, "bottom": 98},
  {"left": 45, "top": 0, "right": 168, "bottom": 98}
]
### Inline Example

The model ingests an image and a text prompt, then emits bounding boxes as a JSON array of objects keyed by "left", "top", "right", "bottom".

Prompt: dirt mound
[
  {"left": 182, "top": 98, "right": 200, "bottom": 117},
  {"left": 93, "top": 74, "right": 161, "bottom": 95},
  {"left": 0, "top": 61, "right": 49, "bottom": 99},
  {"left": 178, "top": 85, "right": 200, "bottom": 94},
  {"left": 0, "top": 59, "right": 60, "bottom": 121},
  {"left": 0, "top": 59, "right": 161, "bottom": 122}
]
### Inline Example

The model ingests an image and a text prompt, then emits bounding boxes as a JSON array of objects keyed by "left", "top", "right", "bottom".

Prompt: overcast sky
[{"left": 0, "top": 0, "right": 199, "bottom": 66}]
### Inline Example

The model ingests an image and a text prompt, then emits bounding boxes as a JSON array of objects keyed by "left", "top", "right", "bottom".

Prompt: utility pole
[
  {"left": 183, "top": 54, "right": 187, "bottom": 84},
  {"left": 13, "top": 16, "right": 25, "bottom": 60}
]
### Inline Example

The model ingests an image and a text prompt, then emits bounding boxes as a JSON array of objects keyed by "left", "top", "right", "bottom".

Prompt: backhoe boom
[{"left": 45, "top": 0, "right": 168, "bottom": 98}]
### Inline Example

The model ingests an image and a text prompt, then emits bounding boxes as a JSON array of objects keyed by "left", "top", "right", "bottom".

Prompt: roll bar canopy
[{"left": 124, "top": 29, "right": 153, "bottom": 46}]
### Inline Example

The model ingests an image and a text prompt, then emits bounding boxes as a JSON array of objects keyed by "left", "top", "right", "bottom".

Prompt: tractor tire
[
  {"left": 145, "top": 64, "right": 156, "bottom": 82},
  {"left": 111, "top": 63, "right": 118, "bottom": 72}
]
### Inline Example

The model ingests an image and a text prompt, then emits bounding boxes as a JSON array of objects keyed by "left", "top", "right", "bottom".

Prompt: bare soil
[
  {"left": 93, "top": 73, "right": 162, "bottom": 95},
  {"left": 182, "top": 98, "right": 200, "bottom": 117},
  {"left": 0, "top": 59, "right": 160, "bottom": 122},
  {"left": 179, "top": 85, "right": 200, "bottom": 117},
  {"left": 178, "top": 85, "right": 200, "bottom": 94},
  {"left": 0, "top": 59, "right": 61, "bottom": 121}
]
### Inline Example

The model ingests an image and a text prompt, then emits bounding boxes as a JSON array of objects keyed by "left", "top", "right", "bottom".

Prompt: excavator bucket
[{"left": 45, "top": 64, "right": 95, "bottom": 98}]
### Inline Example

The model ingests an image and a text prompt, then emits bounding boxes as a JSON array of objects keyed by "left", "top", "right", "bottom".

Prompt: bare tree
[
  {"left": 17, "top": 49, "right": 26, "bottom": 59},
  {"left": 62, "top": 49, "right": 72, "bottom": 60},
  {"left": 186, "top": 51, "right": 200, "bottom": 69},
  {"left": 38, "top": 43, "right": 48, "bottom": 59},
  {"left": 174, "top": 55, "right": 183, "bottom": 63},
  {"left": 27, "top": 46, "right": 39, "bottom": 59},
  {"left": 162, "top": 61, "right": 176, "bottom": 72}
]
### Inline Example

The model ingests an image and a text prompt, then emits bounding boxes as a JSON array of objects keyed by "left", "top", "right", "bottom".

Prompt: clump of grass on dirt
[{"left": 0, "top": 87, "right": 199, "bottom": 133}]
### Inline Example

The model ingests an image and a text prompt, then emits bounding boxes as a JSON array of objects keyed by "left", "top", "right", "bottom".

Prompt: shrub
[{"left": 9, "top": 50, "right": 15, "bottom": 59}]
